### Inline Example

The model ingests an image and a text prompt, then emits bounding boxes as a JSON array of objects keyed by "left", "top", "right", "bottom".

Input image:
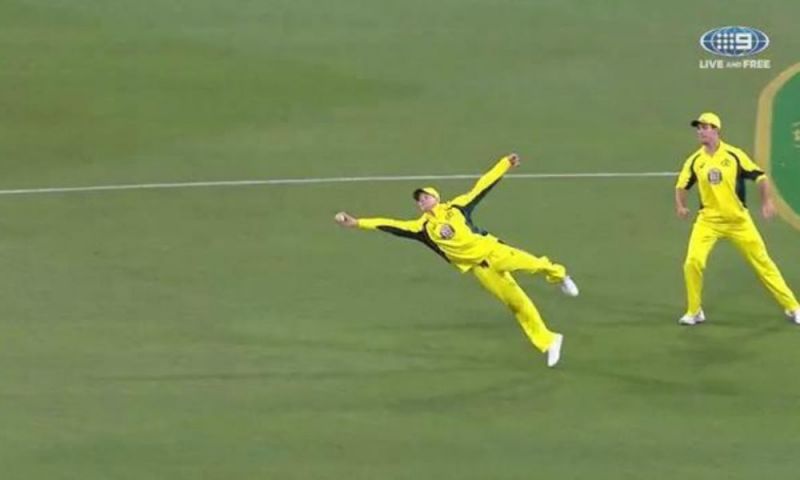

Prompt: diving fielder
[{"left": 335, "top": 153, "right": 579, "bottom": 367}]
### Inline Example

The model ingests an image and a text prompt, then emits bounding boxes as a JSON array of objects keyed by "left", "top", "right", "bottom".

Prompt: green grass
[{"left": 2, "top": 1, "right": 800, "bottom": 478}]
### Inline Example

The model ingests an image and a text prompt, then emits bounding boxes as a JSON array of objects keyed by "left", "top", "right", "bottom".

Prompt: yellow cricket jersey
[
  {"left": 675, "top": 140, "right": 766, "bottom": 223},
  {"left": 357, "top": 156, "right": 513, "bottom": 272}
]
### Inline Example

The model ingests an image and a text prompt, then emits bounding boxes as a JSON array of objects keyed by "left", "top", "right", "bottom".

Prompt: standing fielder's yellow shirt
[
  {"left": 675, "top": 140, "right": 766, "bottom": 223},
  {"left": 357, "top": 156, "right": 513, "bottom": 272}
]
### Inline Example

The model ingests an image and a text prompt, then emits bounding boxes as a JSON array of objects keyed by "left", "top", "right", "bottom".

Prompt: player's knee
[
  {"left": 504, "top": 295, "right": 529, "bottom": 313},
  {"left": 684, "top": 256, "right": 705, "bottom": 272},
  {"left": 506, "top": 300, "right": 524, "bottom": 314},
  {"left": 750, "top": 253, "right": 769, "bottom": 265},
  {"left": 749, "top": 252, "right": 775, "bottom": 269}
]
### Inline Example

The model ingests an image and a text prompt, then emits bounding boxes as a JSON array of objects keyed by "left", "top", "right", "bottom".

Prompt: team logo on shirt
[
  {"left": 756, "top": 63, "right": 800, "bottom": 231},
  {"left": 707, "top": 168, "right": 723, "bottom": 185},
  {"left": 439, "top": 224, "right": 455, "bottom": 239}
]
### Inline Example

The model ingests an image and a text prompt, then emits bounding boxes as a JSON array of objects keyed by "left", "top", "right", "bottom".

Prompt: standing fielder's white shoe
[
  {"left": 678, "top": 309, "right": 706, "bottom": 326},
  {"left": 560, "top": 276, "right": 579, "bottom": 297},
  {"left": 785, "top": 309, "right": 800, "bottom": 325},
  {"left": 697, "top": 309, "right": 706, "bottom": 323},
  {"left": 546, "top": 334, "right": 564, "bottom": 368}
]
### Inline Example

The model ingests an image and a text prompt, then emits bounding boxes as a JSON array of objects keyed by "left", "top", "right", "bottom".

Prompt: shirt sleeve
[
  {"left": 732, "top": 148, "right": 766, "bottom": 182},
  {"left": 357, "top": 217, "right": 426, "bottom": 239},
  {"left": 675, "top": 153, "right": 700, "bottom": 190},
  {"left": 449, "top": 155, "right": 512, "bottom": 209}
]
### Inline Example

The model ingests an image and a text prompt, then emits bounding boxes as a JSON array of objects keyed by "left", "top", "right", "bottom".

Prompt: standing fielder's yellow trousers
[
  {"left": 683, "top": 214, "right": 800, "bottom": 315},
  {"left": 472, "top": 243, "right": 566, "bottom": 352}
]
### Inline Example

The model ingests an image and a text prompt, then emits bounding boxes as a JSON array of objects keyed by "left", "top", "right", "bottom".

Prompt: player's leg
[
  {"left": 487, "top": 243, "right": 570, "bottom": 284},
  {"left": 681, "top": 218, "right": 721, "bottom": 323},
  {"left": 730, "top": 217, "right": 800, "bottom": 316},
  {"left": 472, "top": 264, "right": 560, "bottom": 358}
]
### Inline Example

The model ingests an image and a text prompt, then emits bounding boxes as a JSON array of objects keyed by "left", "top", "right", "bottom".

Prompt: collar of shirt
[
  {"left": 424, "top": 203, "right": 449, "bottom": 219},
  {"left": 699, "top": 140, "right": 730, "bottom": 160}
]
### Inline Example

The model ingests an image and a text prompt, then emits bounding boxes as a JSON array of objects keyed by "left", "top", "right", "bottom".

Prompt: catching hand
[{"left": 334, "top": 211, "right": 358, "bottom": 228}]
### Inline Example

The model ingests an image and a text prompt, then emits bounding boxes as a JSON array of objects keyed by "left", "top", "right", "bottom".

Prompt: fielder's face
[
  {"left": 696, "top": 123, "right": 719, "bottom": 144},
  {"left": 415, "top": 193, "right": 439, "bottom": 212}
]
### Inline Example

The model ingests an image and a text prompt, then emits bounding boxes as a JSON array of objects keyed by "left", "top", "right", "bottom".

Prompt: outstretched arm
[
  {"left": 335, "top": 212, "right": 424, "bottom": 239},
  {"left": 450, "top": 153, "right": 519, "bottom": 209}
]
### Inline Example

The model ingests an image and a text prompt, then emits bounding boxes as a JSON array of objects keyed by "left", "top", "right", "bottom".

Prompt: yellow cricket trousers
[
  {"left": 683, "top": 214, "right": 800, "bottom": 315},
  {"left": 471, "top": 243, "right": 567, "bottom": 352}
]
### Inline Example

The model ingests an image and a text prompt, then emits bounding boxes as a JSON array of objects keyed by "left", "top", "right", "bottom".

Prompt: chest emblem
[
  {"left": 707, "top": 168, "right": 723, "bottom": 185},
  {"left": 439, "top": 223, "right": 455, "bottom": 239}
]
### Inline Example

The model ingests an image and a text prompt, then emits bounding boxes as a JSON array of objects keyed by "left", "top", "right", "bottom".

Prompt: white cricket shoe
[
  {"left": 546, "top": 334, "right": 564, "bottom": 368},
  {"left": 785, "top": 309, "right": 800, "bottom": 325},
  {"left": 560, "top": 276, "right": 579, "bottom": 297},
  {"left": 678, "top": 309, "right": 706, "bottom": 326}
]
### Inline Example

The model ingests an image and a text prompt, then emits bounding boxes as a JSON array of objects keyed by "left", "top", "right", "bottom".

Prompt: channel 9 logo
[{"left": 700, "top": 26, "right": 770, "bottom": 57}]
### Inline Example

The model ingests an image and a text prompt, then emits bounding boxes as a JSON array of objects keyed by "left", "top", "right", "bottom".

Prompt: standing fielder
[
  {"left": 675, "top": 112, "right": 800, "bottom": 325},
  {"left": 335, "top": 153, "right": 579, "bottom": 367}
]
